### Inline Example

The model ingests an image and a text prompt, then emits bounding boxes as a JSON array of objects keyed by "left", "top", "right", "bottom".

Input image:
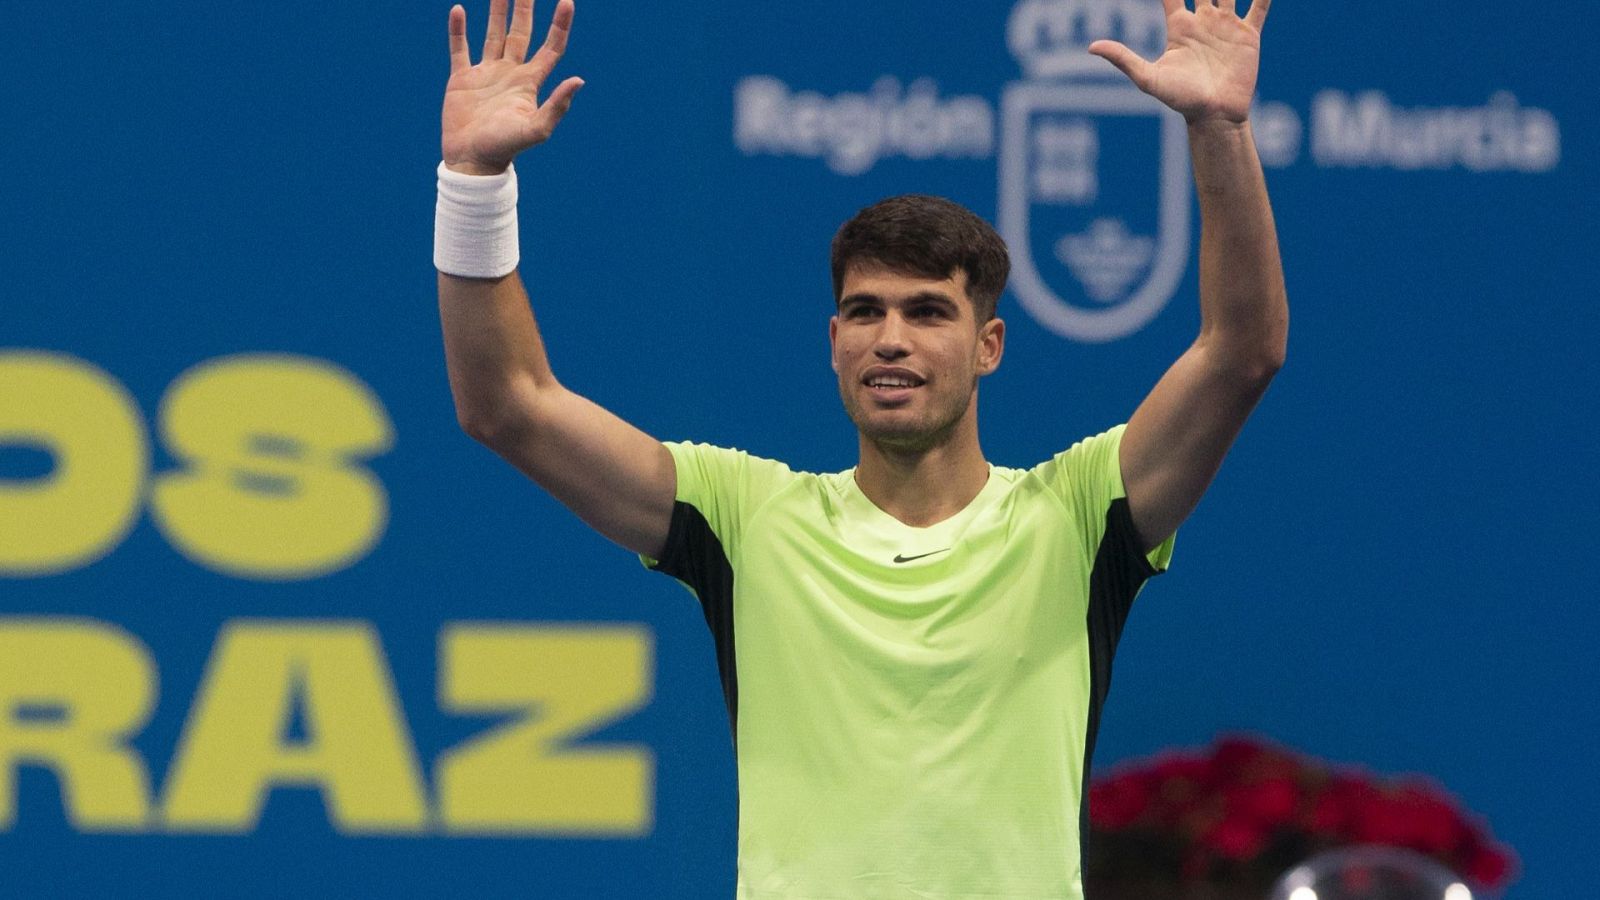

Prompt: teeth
[{"left": 869, "top": 379, "right": 915, "bottom": 388}]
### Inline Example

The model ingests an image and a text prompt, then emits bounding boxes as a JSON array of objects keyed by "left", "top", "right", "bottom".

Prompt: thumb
[
  {"left": 545, "top": 76, "right": 585, "bottom": 123},
  {"left": 527, "top": 76, "right": 585, "bottom": 145},
  {"left": 1087, "top": 40, "right": 1153, "bottom": 91}
]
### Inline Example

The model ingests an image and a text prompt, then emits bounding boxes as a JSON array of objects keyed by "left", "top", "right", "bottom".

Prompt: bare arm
[
  {"left": 1090, "top": 0, "right": 1289, "bottom": 551},
  {"left": 439, "top": 0, "right": 675, "bottom": 557}
]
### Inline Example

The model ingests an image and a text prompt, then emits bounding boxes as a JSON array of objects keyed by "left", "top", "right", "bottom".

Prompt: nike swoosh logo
[{"left": 892, "top": 549, "right": 950, "bottom": 564}]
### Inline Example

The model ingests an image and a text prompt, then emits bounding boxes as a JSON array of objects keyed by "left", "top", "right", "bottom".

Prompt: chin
[
  {"left": 841, "top": 392, "right": 968, "bottom": 452},
  {"left": 854, "top": 415, "right": 959, "bottom": 453}
]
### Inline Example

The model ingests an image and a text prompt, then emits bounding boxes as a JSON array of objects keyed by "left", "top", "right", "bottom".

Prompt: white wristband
[{"left": 434, "top": 161, "right": 520, "bottom": 278}]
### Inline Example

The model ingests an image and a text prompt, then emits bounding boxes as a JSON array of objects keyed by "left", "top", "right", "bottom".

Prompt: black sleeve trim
[
  {"left": 1079, "top": 497, "right": 1162, "bottom": 864},
  {"left": 650, "top": 501, "right": 740, "bottom": 743}
]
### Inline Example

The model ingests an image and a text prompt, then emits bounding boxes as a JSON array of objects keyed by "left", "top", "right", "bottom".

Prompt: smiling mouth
[
  {"left": 859, "top": 367, "right": 926, "bottom": 404},
  {"left": 863, "top": 373, "right": 925, "bottom": 389},
  {"left": 863, "top": 383, "right": 921, "bottom": 408},
  {"left": 865, "top": 379, "right": 920, "bottom": 396}
]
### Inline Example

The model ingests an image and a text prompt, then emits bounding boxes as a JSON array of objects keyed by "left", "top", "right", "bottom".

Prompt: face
[{"left": 830, "top": 264, "right": 1004, "bottom": 452}]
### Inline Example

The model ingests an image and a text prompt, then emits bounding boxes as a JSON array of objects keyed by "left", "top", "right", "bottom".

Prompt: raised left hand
[
  {"left": 441, "top": 0, "right": 584, "bottom": 175},
  {"left": 1088, "top": 0, "right": 1271, "bottom": 125}
]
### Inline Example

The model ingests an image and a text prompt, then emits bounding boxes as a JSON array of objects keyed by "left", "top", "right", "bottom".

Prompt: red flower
[
  {"left": 1085, "top": 734, "right": 1519, "bottom": 893},
  {"left": 1350, "top": 786, "right": 1419, "bottom": 846},
  {"left": 1148, "top": 753, "right": 1211, "bottom": 828},
  {"left": 1151, "top": 752, "right": 1212, "bottom": 786},
  {"left": 1090, "top": 772, "right": 1153, "bottom": 830},
  {"left": 1225, "top": 775, "right": 1299, "bottom": 826},
  {"left": 1304, "top": 773, "right": 1376, "bottom": 840},
  {"left": 1392, "top": 781, "right": 1468, "bottom": 855},
  {"left": 1462, "top": 840, "right": 1519, "bottom": 889},
  {"left": 1201, "top": 816, "right": 1269, "bottom": 861},
  {"left": 1303, "top": 790, "right": 1344, "bottom": 835},
  {"left": 1212, "top": 735, "right": 1270, "bottom": 775}
]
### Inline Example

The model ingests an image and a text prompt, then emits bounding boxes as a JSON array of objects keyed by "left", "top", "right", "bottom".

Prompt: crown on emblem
[{"left": 1007, "top": 0, "right": 1167, "bottom": 80}]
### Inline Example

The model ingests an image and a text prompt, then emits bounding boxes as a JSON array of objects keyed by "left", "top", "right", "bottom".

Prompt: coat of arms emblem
[{"left": 999, "top": 0, "right": 1190, "bottom": 342}]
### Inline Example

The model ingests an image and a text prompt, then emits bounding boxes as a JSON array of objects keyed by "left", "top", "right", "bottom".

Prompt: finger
[
  {"left": 1087, "top": 40, "right": 1154, "bottom": 92},
  {"left": 544, "top": 76, "right": 584, "bottom": 124},
  {"left": 484, "top": 0, "right": 509, "bottom": 60},
  {"left": 1218, "top": 0, "right": 1237, "bottom": 14},
  {"left": 1160, "top": 0, "right": 1183, "bottom": 16},
  {"left": 1245, "top": 0, "right": 1272, "bottom": 30},
  {"left": 526, "top": 76, "right": 585, "bottom": 145},
  {"left": 448, "top": 6, "right": 471, "bottom": 74},
  {"left": 505, "top": 0, "right": 535, "bottom": 62},
  {"left": 526, "top": 0, "right": 574, "bottom": 84}
]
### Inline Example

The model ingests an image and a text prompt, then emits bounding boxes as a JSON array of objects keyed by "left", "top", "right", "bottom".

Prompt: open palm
[
  {"left": 442, "top": 0, "right": 583, "bottom": 175},
  {"left": 1088, "top": 0, "right": 1271, "bottom": 125}
]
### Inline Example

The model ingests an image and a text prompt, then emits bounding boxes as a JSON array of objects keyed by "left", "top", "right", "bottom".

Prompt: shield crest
[{"left": 999, "top": 81, "right": 1190, "bottom": 343}]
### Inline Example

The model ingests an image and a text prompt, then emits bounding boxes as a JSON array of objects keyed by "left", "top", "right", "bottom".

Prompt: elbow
[
  {"left": 1255, "top": 339, "right": 1287, "bottom": 383},
  {"left": 1268, "top": 320, "right": 1289, "bottom": 376},
  {"left": 457, "top": 407, "right": 501, "bottom": 445},
  {"left": 1235, "top": 314, "right": 1288, "bottom": 385},
  {"left": 1213, "top": 299, "right": 1288, "bottom": 383},
  {"left": 1241, "top": 345, "right": 1285, "bottom": 390},
  {"left": 454, "top": 377, "right": 545, "bottom": 448},
  {"left": 458, "top": 402, "right": 535, "bottom": 451},
  {"left": 1200, "top": 328, "right": 1286, "bottom": 387}
]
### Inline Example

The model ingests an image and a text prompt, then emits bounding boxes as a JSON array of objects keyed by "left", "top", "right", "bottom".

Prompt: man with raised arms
[{"left": 434, "top": 0, "right": 1286, "bottom": 896}]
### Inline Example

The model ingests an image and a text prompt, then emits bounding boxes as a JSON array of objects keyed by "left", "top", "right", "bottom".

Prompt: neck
[{"left": 853, "top": 410, "right": 989, "bottom": 528}]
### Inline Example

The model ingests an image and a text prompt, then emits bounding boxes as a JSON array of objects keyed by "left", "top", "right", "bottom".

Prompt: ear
[
  {"left": 976, "top": 317, "right": 1005, "bottom": 376},
  {"left": 828, "top": 315, "right": 839, "bottom": 374}
]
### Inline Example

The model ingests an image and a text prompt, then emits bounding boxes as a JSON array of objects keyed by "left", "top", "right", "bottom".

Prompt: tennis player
[{"left": 434, "top": 0, "right": 1286, "bottom": 896}]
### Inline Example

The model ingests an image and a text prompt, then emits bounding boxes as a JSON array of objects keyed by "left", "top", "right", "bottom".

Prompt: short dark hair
[{"left": 830, "top": 194, "right": 1011, "bottom": 323}]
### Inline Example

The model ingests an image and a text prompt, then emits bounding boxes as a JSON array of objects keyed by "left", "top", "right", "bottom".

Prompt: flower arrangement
[{"left": 1084, "top": 734, "right": 1517, "bottom": 899}]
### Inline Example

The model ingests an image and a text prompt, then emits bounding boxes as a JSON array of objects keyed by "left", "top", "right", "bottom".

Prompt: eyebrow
[{"left": 838, "top": 290, "right": 960, "bottom": 310}]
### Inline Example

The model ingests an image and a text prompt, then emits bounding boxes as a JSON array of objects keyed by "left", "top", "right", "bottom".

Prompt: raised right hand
[
  {"left": 442, "top": 0, "right": 583, "bottom": 176},
  {"left": 1087, "top": 0, "right": 1269, "bottom": 127}
]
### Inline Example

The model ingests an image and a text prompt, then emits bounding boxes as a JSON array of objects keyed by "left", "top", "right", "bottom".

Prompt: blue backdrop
[{"left": 2, "top": 0, "right": 1594, "bottom": 896}]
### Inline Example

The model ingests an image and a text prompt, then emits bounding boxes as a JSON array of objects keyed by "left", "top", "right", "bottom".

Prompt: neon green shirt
[{"left": 643, "top": 424, "right": 1174, "bottom": 899}]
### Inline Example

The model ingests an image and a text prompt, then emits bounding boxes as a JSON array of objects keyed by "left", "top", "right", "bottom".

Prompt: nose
[{"left": 873, "top": 311, "right": 910, "bottom": 360}]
